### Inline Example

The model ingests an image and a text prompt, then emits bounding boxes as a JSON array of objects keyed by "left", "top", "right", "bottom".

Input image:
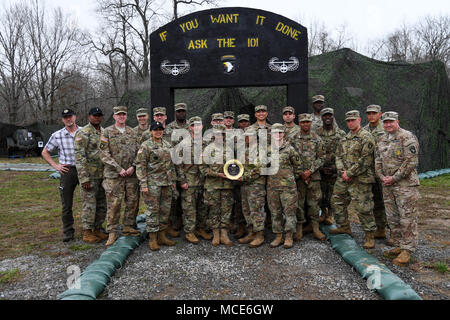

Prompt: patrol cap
[
  {"left": 244, "top": 127, "right": 257, "bottom": 136},
  {"left": 188, "top": 116, "right": 202, "bottom": 126},
  {"left": 271, "top": 123, "right": 285, "bottom": 133},
  {"left": 298, "top": 113, "right": 313, "bottom": 122},
  {"left": 175, "top": 103, "right": 187, "bottom": 111},
  {"left": 382, "top": 111, "right": 399, "bottom": 122},
  {"left": 212, "top": 124, "right": 226, "bottom": 133},
  {"left": 224, "top": 111, "right": 234, "bottom": 119},
  {"left": 113, "top": 106, "right": 127, "bottom": 115},
  {"left": 150, "top": 121, "right": 164, "bottom": 130},
  {"left": 366, "top": 104, "right": 382, "bottom": 113},
  {"left": 237, "top": 114, "right": 250, "bottom": 122},
  {"left": 88, "top": 107, "right": 103, "bottom": 116},
  {"left": 312, "top": 95, "right": 325, "bottom": 103},
  {"left": 282, "top": 106, "right": 295, "bottom": 114},
  {"left": 345, "top": 110, "right": 361, "bottom": 120},
  {"left": 320, "top": 108, "right": 334, "bottom": 116},
  {"left": 62, "top": 108, "right": 75, "bottom": 117},
  {"left": 255, "top": 105, "right": 268, "bottom": 112},
  {"left": 136, "top": 108, "right": 149, "bottom": 116},
  {"left": 211, "top": 113, "right": 224, "bottom": 121},
  {"left": 153, "top": 107, "right": 166, "bottom": 116}
]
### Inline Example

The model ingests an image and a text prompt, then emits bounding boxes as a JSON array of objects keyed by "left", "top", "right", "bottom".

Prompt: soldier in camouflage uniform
[
  {"left": 282, "top": 106, "right": 300, "bottom": 141},
  {"left": 250, "top": 105, "right": 272, "bottom": 135},
  {"left": 238, "top": 127, "right": 267, "bottom": 248},
  {"left": 310, "top": 95, "right": 338, "bottom": 132},
  {"left": 174, "top": 116, "right": 211, "bottom": 244},
  {"left": 99, "top": 106, "right": 140, "bottom": 247},
  {"left": 316, "top": 108, "right": 346, "bottom": 225},
  {"left": 166, "top": 103, "right": 190, "bottom": 233},
  {"left": 134, "top": 108, "right": 150, "bottom": 145},
  {"left": 330, "top": 110, "right": 377, "bottom": 249},
  {"left": 291, "top": 114, "right": 326, "bottom": 241},
  {"left": 200, "top": 124, "right": 235, "bottom": 247},
  {"left": 375, "top": 111, "right": 420, "bottom": 266},
  {"left": 267, "top": 123, "right": 301, "bottom": 249},
  {"left": 211, "top": 113, "right": 224, "bottom": 127},
  {"left": 136, "top": 121, "right": 177, "bottom": 251},
  {"left": 237, "top": 114, "right": 250, "bottom": 131},
  {"left": 363, "top": 105, "right": 388, "bottom": 238},
  {"left": 74, "top": 107, "right": 108, "bottom": 243}
]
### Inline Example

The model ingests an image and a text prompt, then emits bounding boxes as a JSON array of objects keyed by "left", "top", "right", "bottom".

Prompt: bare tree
[
  {"left": 416, "top": 15, "right": 449, "bottom": 67},
  {"left": 0, "top": 3, "right": 36, "bottom": 124},
  {"left": 172, "top": 0, "right": 218, "bottom": 20}
]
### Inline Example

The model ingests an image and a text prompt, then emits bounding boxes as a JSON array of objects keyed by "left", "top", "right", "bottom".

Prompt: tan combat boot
[
  {"left": 234, "top": 224, "right": 246, "bottom": 239},
  {"left": 303, "top": 223, "right": 313, "bottom": 234},
  {"left": 93, "top": 228, "right": 108, "bottom": 240},
  {"left": 270, "top": 233, "right": 283, "bottom": 248},
  {"left": 157, "top": 230, "right": 176, "bottom": 246},
  {"left": 148, "top": 232, "right": 160, "bottom": 251},
  {"left": 195, "top": 228, "right": 212, "bottom": 240},
  {"left": 393, "top": 250, "right": 411, "bottom": 266},
  {"left": 249, "top": 231, "right": 265, "bottom": 248},
  {"left": 363, "top": 231, "right": 375, "bottom": 249},
  {"left": 283, "top": 232, "right": 293, "bottom": 249},
  {"left": 312, "top": 221, "right": 326, "bottom": 241},
  {"left": 105, "top": 232, "right": 117, "bottom": 248},
  {"left": 384, "top": 247, "right": 402, "bottom": 257},
  {"left": 220, "top": 229, "right": 234, "bottom": 246},
  {"left": 324, "top": 210, "right": 335, "bottom": 225},
  {"left": 374, "top": 228, "right": 387, "bottom": 239},
  {"left": 329, "top": 224, "right": 353, "bottom": 236},
  {"left": 293, "top": 223, "right": 303, "bottom": 242},
  {"left": 185, "top": 232, "right": 199, "bottom": 244},
  {"left": 122, "top": 226, "right": 141, "bottom": 236},
  {"left": 166, "top": 226, "right": 180, "bottom": 238},
  {"left": 83, "top": 230, "right": 101, "bottom": 244},
  {"left": 212, "top": 229, "right": 220, "bottom": 247},
  {"left": 238, "top": 226, "right": 255, "bottom": 244}
]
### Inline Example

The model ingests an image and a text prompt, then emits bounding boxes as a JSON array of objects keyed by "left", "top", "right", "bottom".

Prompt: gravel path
[{"left": 1, "top": 223, "right": 448, "bottom": 300}]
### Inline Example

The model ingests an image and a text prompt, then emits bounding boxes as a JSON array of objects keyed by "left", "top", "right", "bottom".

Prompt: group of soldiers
[{"left": 43, "top": 94, "right": 420, "bottom": 267}]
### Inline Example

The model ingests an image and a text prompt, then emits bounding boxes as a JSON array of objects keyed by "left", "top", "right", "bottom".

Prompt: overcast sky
[{"left": 3, "top": 0, "right": 449, "bottom": 46}]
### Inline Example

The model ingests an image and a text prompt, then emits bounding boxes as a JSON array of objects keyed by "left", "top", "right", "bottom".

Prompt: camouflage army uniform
[
  {"left": 291, "top": 130, "right": 325, "bottom": 224},
  {"left": 175, "top": 137, "right": 208, "bottom": 233},
  {"left": 136, "top": 138, "right": 176, "bottom": 233},
  {"left": 284, "top": 124, "right": 300, "bottom": 142},
  {"left": 311, "top": 112, "right": 339, "bottom": 132},
  {"left": 375, "top": 127, "right": 420, "bottom": 252},
  {"left": 134, "top": 125, "right": 150, "bottom": 146},
  {"left": 364, "top": 121, "right": 387, "bottom": 230},
  {"left": 74, "top": 123, "right": 107, "bottom": 231},
  {"left": 266, "top": 140, "right": 300, "bottom": 234},
  {"left": 316, "top": 124, "right": 346, "bottom": 216},
  {"left": 201, "top": 143, "right": 234, "bottom": 230},
  {"left": 331, "top": 127, "right": 377, "bottom": 232},
  {"left": 99, "top": 125, "right": 139, "bottom": 233},
  {"left": 241, "top": 145, "right": 267, "bottom": 232},
  {"left": 165, "top": 120, "right": 189, "bottom": 145}
]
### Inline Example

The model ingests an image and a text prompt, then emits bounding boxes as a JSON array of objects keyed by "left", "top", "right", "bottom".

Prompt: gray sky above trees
[{"left": 5, "top": 0, "right": 448, "bottom": 47}]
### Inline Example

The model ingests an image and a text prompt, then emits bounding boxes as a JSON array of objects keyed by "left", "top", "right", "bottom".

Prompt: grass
[
  {"left": 434, "top": 262, "right": 448, "bottom": 274},
  {"left": 0, "top": 268, "right": 21, "bottom": 284},
  {"left": 69, "top": 244, "right": 93, "bottom": 251},
  {"left": 419, "top": 173, "right": 450, "bottom": 188}
]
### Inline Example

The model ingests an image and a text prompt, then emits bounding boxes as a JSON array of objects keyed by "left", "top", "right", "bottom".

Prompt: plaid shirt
[{"left": 45, "top": 126, "right": 80, "bottom": 166}]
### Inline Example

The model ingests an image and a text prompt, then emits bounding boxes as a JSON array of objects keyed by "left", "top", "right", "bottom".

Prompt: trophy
[{"left": 224, "top": 159, "right": 244, "bottom": 180}]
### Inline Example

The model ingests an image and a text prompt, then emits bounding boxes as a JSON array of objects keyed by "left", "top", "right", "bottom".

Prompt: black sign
[{"left": 150, "top": 7, "right": 308, "bottom": 120}]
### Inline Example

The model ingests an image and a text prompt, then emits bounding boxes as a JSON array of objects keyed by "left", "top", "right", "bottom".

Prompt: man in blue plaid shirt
[{"left": 42, "top": 109, "right": 80, "bottom": 242}]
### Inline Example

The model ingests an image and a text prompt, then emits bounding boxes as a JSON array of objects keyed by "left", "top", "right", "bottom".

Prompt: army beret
[
  {"left": 255, "top": 105, "right": 267, "bottom": 112},
  {"left": 282, "top": 106, "right": 295, "bottom": 114},
  {"left": 298, "top": 113, "right": 313, "bottom": 122},
  {"left": 153, "top": 107, "right": 166, "bottom": 116},
  {"left": 175, "top": 103, "right": 187, "bottom": 111},
  {"left": 345, "top": 110, "right": 360, "bottom": 120},
  {"left": 237, "top": 114, "right": 250, "bottom": 122},
  {"left": 320, "top": 108, "right": 334, "bottom": 116},
  {"left": 224, "top": 111, "right": 235, "bottom": 119},
  {"left": 113, "top": 106, "right": 127, "bottom": 115},
  {"left": 150, "top": 121, "right": 164, "bottom": 130},
  {"left": 88, "top": 107, "right": 103, "bottom": 116},
  {"left": 62, "top": 108, "right": 75, "bottom": 117},
  {"left": 136, "top": 108, "right": 149, "bottom": 116},
  {"left": 211, "top": 113, "right": 224, "bottom": 121},
  {"left": 366, "top": 105, "right": 382, "bottom": 113},
  {"left": 188, "top": 116, "right": 202, "bottom": 126},
  {"left": 312, "top": 95, "right": 325, "bottom": 103},
  {"left": 382, "top": 111, "right": 399, "bottom": 122},
  {"left": 271, "top": 123, "right": 285, "bottom": 132}
]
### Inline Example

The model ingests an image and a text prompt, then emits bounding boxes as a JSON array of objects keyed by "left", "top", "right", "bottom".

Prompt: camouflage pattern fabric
[
  {"left": 284, "top": 124, "right": 300, "bottom": 142},
  {"left": 311, "top": 113, "right": 338, "bottom": 132},
  {"left": 134, "top": 125, "right": 150, "bottom": 146},
  {"left": 204, "top": 189, "right": 234, "bottom": 229},
  {"left": 375, "top": 128, "right": 420, "bottom": 251},
  {"left": 295, "top": 180, "right": 322, "bottom": 223},
  {"left": 80, "top": 178, "right": 107, "bottom": 230},
  {"left": 142, "top": 186, "right": 173, "bottom": 233},
  {"left": 165, "top": 120, "right": 189, "bottom": 146},
  {"left": 266, "top": 141, "right": 301, "bottom": 190}
]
